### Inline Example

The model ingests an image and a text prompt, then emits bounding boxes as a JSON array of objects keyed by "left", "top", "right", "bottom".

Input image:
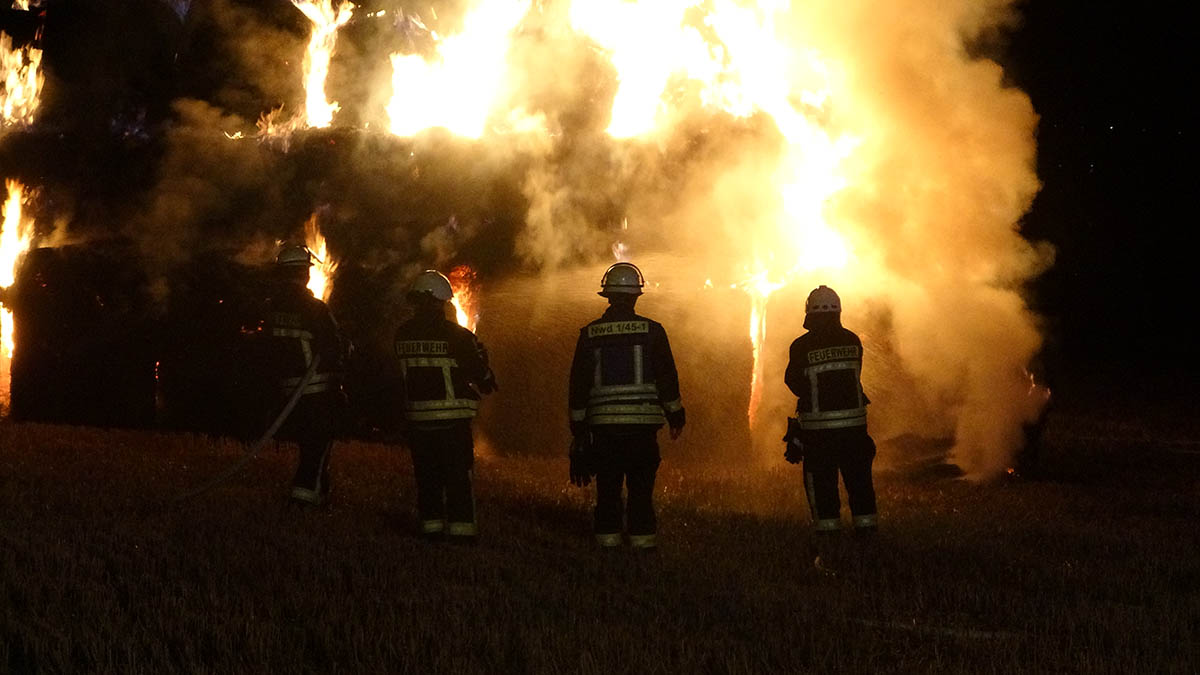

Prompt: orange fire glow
[
  {"left": 1, "top": 31, "right": 43, "bottom": 128},
  {"left": 448, "top": 265, "right": 479, "bottom": 332},
  {"left": 387, "top": 0, "right": 533, "bottom": 138},
  {"left": 1, "top": 180, "right": 33, "bottom": 359},
  {"left": 567, "top": 0, "right": 858, "bottom": 429},
  {"left": 253, "top": 0, "right": 1045, "bottom": 474},
  {"left": 740, "top": 268, "right": 785, "bottom": 426},
  {"left": 291, "top": 1, "right": 354, "bottom": 129},
  {"left": 303, "top": 215, "right": 337, "bottom": 302}
]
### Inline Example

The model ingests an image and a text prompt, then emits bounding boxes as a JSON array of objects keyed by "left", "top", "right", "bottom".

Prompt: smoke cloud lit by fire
[{"left": 2, "top": 0, "right": 1051, "bottom": 478}]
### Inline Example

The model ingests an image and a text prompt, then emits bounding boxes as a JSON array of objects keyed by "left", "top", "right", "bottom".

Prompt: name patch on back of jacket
[
  {"left": 396, "top": 340, "right": 449, "bottom": 356},
  {"left": 807, "top": 345, "right": 859, "bottom": 365},
  {"left": 588, "top": 321, "right": 649, "bottom": 338},
  {"left": 271, "top": 311, "right": 301, "bottom": 328}
]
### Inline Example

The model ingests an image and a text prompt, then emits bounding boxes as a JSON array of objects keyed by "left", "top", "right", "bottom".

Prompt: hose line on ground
[{"left": 175, "top": 353, "right": 322, "bottom": 502}]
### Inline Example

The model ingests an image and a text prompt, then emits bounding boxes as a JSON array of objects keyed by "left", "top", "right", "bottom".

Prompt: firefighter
[
  {"left": 267, "top": 244, "right": 346, "bottom": 506},
  {"left": 393, "top": 270, "right": 497, "bottom": 543},
  {"left": 784, "top": 285, "right": 878, "bottom": 535},
  {"left": 568, "top": 262, "right": 686, "bottom": 550}
]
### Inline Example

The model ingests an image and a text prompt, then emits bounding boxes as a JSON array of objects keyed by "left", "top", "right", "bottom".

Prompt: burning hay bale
[{"left": 0, "top": 0, "right": 1053, "bottom": 477}]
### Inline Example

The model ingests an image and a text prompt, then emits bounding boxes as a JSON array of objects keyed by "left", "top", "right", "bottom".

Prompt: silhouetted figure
[
  {"left": 266, "top": 244, "right": 346, "bottom": 506},
  {"left": 568, "top": 262, "right": 686, "bottom": 550},
  {"left": 784, "top": 285, "right": 878, "bottom": 536},
  {"left": 393, "top": 270, "right": 496, "bottom": 543}
]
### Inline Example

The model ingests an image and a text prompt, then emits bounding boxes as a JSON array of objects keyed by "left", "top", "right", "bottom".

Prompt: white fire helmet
[
  {"left": 410, "top": 269, "right": 454, "bottom": 301},
  {"left": 805, "top": 285, "right": 841, "bottom": 313},
  {"left": 599, "top": 262, "right": 645, "bottom": 297},
  {"left": 275, "top": 244, "right": 313, "bottom": 268}
]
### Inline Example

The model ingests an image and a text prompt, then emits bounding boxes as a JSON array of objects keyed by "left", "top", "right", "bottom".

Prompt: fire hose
[{"left": 176, "top": 353, "right": 321, "bottom": 502}]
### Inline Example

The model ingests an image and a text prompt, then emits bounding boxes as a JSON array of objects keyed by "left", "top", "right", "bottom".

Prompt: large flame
[
  {"left": 573, "top": 0, "right": 856, "bottom": 276},
  {"left": 448, "top": 265, "right": 480, "bottom": 333},
  {"left": 569, "top": 0, "right": 858, "bottom": 429},
  {"left": 740, "top": 267, "right": 785, "bottom": 426},
  {"left": 1, "top": 31, "right": 44, "bottom": 128},
  {"left": 387, "top": 0, "right": 532, "bottom": 138},
  {"left": 1, "top": 180, "right": 33, "bottom": 359},
  {"left": 291, "top": 1, "right": 355, "bottom": 129},
  {"left": 219, "top": 0, "right": 1042, "bottom": 475},
  {"left": 304, "top": 215, "right": 337, "bottom": 302}
]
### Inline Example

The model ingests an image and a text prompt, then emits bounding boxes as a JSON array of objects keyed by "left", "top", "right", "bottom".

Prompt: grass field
[{"left": 2, "top": 402, "right": 1199, "bottom": 673}]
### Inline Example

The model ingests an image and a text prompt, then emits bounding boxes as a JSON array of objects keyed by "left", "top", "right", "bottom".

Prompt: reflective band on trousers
[
  {"left": 629, "top": 534, "right": 657, "bottom": 549},
  {"left": 596, "top": 533, "right": 622, "bottom": 547},
  {"left": 290, "top": 487, "right": 322, "bottom": 505},
  {"left": 422, "top": 519, "right": 445, "bottom": 533},
  {"left": 853, "top": 514, "right": 878, "bottom": 528},
  {"left": 448, "top": 522, "right": 477, "bottom": 537},
  {"left": 816, "top": 518, "right": 841, "bottom": 531}
]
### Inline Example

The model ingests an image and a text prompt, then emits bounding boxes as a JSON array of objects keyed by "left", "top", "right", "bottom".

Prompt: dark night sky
[
  {"left": 1002, "top": 1, "right": 1192, "bottom": 387},
  {"left": 2, "top": 0, "right": 1193, "bottom": 388}
]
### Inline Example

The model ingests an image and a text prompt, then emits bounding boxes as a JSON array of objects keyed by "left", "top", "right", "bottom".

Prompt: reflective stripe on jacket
[
  {"left": 785, "top": 321, "right": 868, "bottom": 431},
  {"left": 266, "top": 286, "right": 344, "bottom": 398},
  {"left": 395, "top": 312, "right": 493, "bottom": 424},
  {"left": 568, "top": 308, "right": 683, "bottom": 427}
]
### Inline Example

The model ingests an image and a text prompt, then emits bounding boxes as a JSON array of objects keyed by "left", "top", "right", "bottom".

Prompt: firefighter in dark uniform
[
  {"left": 568, "top": 262, "right": 686, "bottom": 550},
  {"left": 784, "top": 285, "right": 878, "bottom": 534},
  {"left": 267, "top": 244, "right": 346, "bottom": 506},
  {"left": 394, "top": 270, "right": 497, "bottom": 542}
]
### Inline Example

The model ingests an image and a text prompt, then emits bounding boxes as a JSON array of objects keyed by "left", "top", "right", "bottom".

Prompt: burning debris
[
  {"left": 1, "top": 30, "right": 41, "bottom": 128},
  {"left": 290, "top": 0, "right": 353, "bottom": 129},
  {"left": 303, "top": 213, "right": 337, "bottom": 303},
  {"left": 1, "top": 179, "right": 30, "bottom": 359},
  {"left": 448, "top": 264, "right": 479, "bottom": 332},
  {"left": 741, "top": 267, "right": 784, "bottom": 427}
]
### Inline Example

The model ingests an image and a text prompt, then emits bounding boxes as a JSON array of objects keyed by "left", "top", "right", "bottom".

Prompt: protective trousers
[
  {"left": 802, "top": 428, "right": 877, "bottom": 532},
  {"left": 281, "top": 394, "right": 338, "bottom": 504},
  {"left": 592, "top": 430, "right": 661, "bottom": 547},
  {"left": 408, "top": 424, "right": 477, "bottom": 537},
  {"left": 292, "top": 438, "right": 334, "bottom": 502}
]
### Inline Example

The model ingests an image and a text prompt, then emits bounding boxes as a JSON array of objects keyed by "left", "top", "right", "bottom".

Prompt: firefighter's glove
[
  {"left": 569, "top": 434, "right": 593, "bottom": 487},
  {"left": 479, "top": 370, "right": 498, "bottom": 394},
  {"left": 783, "top": 417, "right": 804, "bottom": 464},
  {"left": 666, "top": 408, "right": 686, "bottom": 440},
  {"left": 569, "top": 451, "right": 592, "bottom": 487}
]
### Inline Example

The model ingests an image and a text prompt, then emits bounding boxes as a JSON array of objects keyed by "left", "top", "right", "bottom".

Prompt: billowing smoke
[{"left": 3, "top": 0, "right": 1050, "bottom": 477}]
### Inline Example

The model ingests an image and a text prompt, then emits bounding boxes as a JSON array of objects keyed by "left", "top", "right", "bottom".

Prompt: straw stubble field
[{"left": 2, "top": 407, "right": 1199, "bottom": 673}]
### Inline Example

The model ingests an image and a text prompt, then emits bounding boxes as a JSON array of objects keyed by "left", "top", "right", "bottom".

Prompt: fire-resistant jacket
[
  {"left": 568, "top": 306, "right": 685, "bottom": 429},
  {"left": 265, "top": 283, "right": 345, "bottom": 398},
  {"left": 784, "top": 317, "right": 869, "bottom": 431},
  {"left": 394, "top": 311, "right": 495, "bottom": 425}
]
